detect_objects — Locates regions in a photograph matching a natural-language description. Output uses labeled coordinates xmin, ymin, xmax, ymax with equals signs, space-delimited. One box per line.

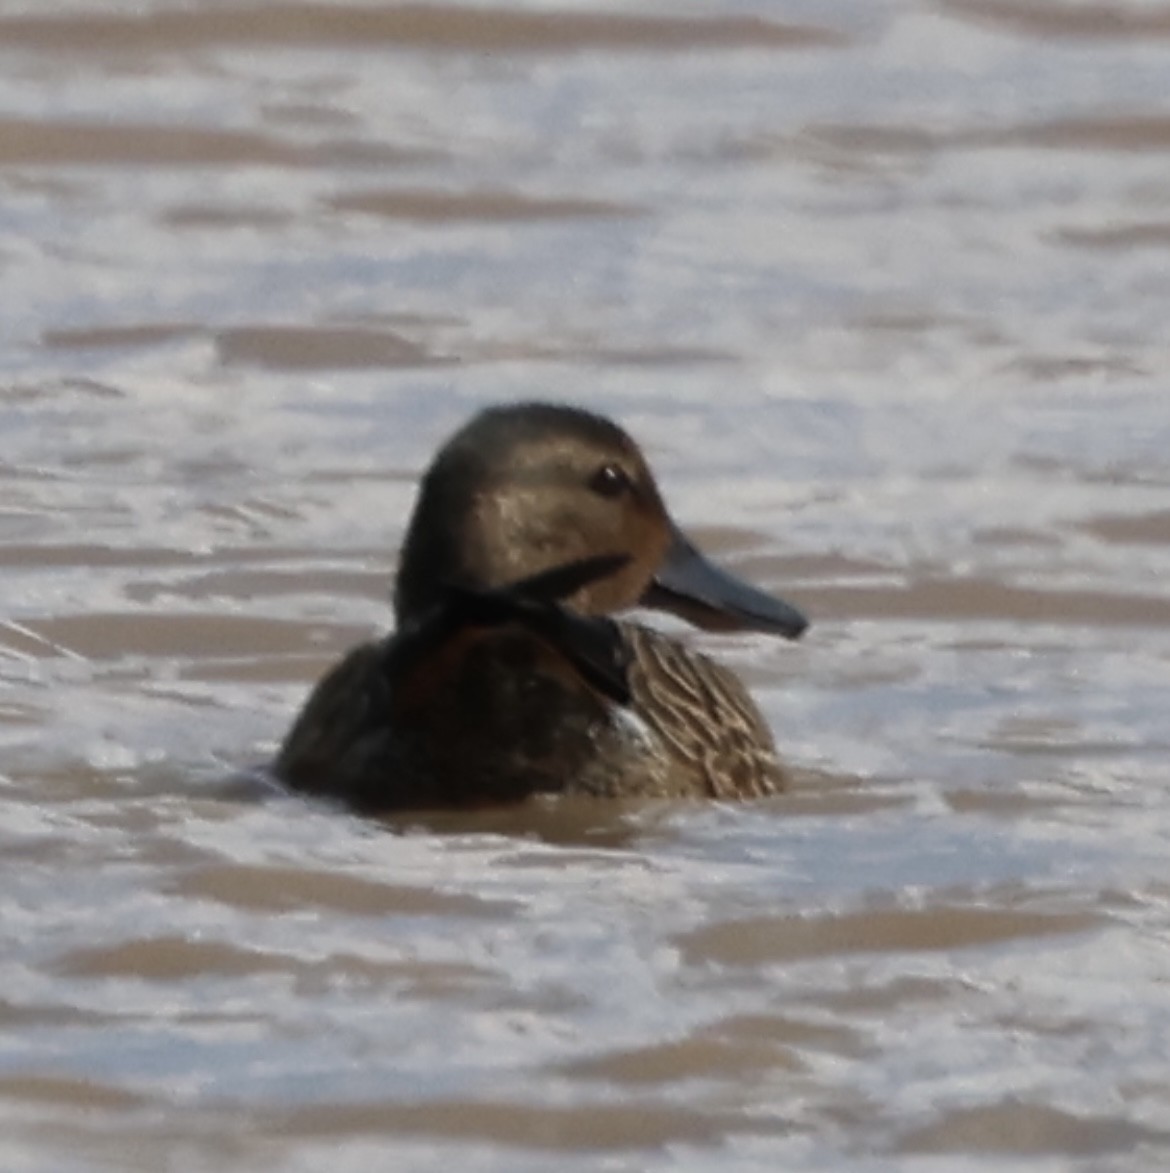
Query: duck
xmin=275 ymin=402 xmax=808 ymax=810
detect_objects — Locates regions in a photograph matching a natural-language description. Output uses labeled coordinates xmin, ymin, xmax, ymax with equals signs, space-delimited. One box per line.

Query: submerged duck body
xmin=276 ymin=403 xmax=808 ymax=810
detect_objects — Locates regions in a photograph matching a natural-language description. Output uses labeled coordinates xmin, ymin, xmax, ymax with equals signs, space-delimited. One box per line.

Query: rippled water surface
xmin=3 ymin=2 xmax=1170 ymax=1169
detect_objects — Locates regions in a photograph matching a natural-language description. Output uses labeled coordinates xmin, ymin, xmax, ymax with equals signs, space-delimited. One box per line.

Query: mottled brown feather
xmin=619 ymin=623 xmax=785 ymax=799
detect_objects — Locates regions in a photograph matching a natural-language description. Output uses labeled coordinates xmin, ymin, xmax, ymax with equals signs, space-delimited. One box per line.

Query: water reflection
xmin=3 ymin=0 xmax=1170 ymax=1168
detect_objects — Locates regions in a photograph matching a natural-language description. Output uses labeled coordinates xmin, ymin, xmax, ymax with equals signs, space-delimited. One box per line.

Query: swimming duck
xmin=276 ymin=403 xmax=808 ymax=809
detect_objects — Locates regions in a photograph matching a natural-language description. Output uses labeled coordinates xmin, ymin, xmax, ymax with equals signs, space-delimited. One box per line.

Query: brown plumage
xmin=275 ymin=402 xmax=807 ymax=810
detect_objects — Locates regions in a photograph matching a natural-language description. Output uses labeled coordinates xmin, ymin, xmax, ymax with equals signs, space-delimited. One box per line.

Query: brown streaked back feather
xmin=619 ymin=622 xmax=785 ymax=799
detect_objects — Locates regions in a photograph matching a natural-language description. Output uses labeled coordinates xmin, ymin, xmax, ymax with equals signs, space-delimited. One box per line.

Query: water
xmin=3 ymin=1 xmax=1170 ymax=1168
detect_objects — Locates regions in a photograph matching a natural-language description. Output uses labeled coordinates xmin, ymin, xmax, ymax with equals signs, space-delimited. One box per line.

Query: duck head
xmin=393 ymin=403 xmax=808 ymax=640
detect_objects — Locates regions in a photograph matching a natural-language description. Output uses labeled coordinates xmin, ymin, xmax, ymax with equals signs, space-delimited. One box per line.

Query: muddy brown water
xmin=3 ymin=2 xmax=1170 ymax=1170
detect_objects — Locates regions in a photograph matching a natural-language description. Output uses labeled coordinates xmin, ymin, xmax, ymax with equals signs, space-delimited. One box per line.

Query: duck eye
xmin=588 ymin=462 xmax=632 ymax=499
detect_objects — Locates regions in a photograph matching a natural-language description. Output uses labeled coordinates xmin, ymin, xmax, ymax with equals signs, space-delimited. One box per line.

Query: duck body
xmin=276 ymin=619 xmax=782 ymax=809
xmin=276 ymin=403 xmax=807 ymax=811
